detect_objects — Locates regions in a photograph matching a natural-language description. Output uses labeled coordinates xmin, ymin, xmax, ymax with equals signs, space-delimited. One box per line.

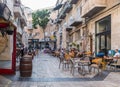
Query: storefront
xmin=28 ymin=39 xmax=39 ymax=50
xmin=95 ymin=15 xmax=111 ymax=55
xmin=0 ymin=3 xmax=16 ymax=74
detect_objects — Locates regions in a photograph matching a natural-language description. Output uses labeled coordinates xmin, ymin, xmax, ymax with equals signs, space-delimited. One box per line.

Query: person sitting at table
xmin=104 ymin=49 xmax=120 ymax=64
xmin=69 ymin=49 xmax=75 ymax=58
xmin=113 ymin=49 xmax=120 ymax=62
xmin=65 ymin=52 xmax=71 ymax=60
xmin=76 ymin=51 xmax=83 ymax=58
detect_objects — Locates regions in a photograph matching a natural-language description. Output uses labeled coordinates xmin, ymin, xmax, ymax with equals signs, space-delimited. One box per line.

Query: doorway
xmin=95 ymin=15 xmax=111 ymax=55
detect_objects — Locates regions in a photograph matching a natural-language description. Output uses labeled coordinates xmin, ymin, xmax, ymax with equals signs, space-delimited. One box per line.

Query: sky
xmin=21 ymin=0 xmax=57 ymax=10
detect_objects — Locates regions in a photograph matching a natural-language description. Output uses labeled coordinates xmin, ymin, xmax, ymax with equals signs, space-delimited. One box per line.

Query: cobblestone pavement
xmin=1 ymin=52 xmax=120 ymax=87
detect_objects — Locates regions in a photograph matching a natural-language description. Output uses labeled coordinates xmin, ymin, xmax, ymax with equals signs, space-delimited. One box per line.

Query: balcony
xmin=58 ymin=1 xmax=72 ymax=19
xmin=20 ymin=14 xmax=27 ymax=26
xmin=14 ymin=0 xmax=21 ymax=6
xmin=64 ymin=22 xmax=73 ymax=31
xmin=13 ymin=6 xmax=22 ymax=17
xmin=54 ymin=19 xmax=62 ymax=24
xmin=27 ymin=24 xmax=33 ymax=30
xmin=63 ymin=3 xmax=72 ymax=14
xmin=70 ymin=16 xmax=82 ymax=27
xmin=66 ymin=26 xmax=73 ymax=31
xmin=59 ymin=14 xmax=66 ymax=19
xmin=69 ymin=0 xmax=79 ymax=4
xmin=82 ymin=0 xmax=106 ymax=17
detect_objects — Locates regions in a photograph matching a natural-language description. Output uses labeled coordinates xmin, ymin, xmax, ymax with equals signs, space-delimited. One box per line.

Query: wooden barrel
xmin=20 ymin=55 xmax=32 ymax=77
xmin=28 ymin=52 xmax=34 ymax=59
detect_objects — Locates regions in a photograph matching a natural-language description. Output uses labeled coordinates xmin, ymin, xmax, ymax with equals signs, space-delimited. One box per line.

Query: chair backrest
xmin=84 ymin=57 xmax=90 ymax=62
xmin=59 ymin=55 xmax=64 ymax=62
xmin=65 ymin=53 xmax=71 ymax=60
xmin=116 ymin=58 xmax=120 ymax=65
xmin=97 ymin=59 xmax=102 ymax=66
xmin=92 ymin=58 xmax=102 ymax=66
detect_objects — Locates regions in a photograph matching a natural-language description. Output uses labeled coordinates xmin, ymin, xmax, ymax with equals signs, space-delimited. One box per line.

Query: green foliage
xmin=72 ymin=42 xmax=76 ymax=46
xmin=32 ymin=9 xmax=50 ymax=29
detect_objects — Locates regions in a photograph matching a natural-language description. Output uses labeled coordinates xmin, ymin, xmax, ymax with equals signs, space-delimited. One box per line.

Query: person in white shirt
xmin=104 ymin=49 xmax=120 ymax=65
xmin=113 ymin=49 xmax=120 ymax=57
xmin=113 ymin=49 xmax=120 ymax=62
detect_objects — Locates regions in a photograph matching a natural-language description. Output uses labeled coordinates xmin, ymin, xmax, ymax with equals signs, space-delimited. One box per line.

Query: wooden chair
xmin=110 ymin=58 xmax=120 ymax=71
xmin=89 ymin=58 xmax=103 ymax=74
xmin=70 ymin=57 xmax=90 ymax=76
xmin=70 ymin=58 xmax=81 ymax=76
xmin=58 ymin=53 xmax=71 ymax=70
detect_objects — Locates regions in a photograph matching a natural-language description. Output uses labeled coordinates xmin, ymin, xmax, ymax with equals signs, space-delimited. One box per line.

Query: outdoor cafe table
xmin=70 ymin=58 xmax=90 ymax=76
xmin=104 ymin=57 xmax=113 ymax=62
xmin=104 ymin=57 xmax=113 ymax=70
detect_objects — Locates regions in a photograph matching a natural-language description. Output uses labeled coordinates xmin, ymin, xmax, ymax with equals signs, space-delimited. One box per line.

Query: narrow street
xmin=0 ymin=0 xmax=120 ymax=87
xmin=0 ymin=52 xmax=120 ymax=87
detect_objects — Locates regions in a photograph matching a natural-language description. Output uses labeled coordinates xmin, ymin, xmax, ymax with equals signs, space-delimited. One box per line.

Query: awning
xmin=0 ymin=18 xmax=9 ymax=28
xmin=53 ymin=4 xmax=62 ymax=11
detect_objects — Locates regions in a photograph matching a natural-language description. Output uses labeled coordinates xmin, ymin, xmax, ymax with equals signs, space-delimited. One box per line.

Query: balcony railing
xmin=27 ymin=24 xmax=33 ymax=30
xmin=66 ymin=26 xmax=73 ymax=31
xmin=58 ymin=1 xmax=72 ymax=19
xmin=20 ymin=14 xmax=27 ymax=26
xmin=82 ymin=0 xmax=106 ymax=17
xmin=59 ymin=13 xmax=66 ymax=19
xmin=14 ymin=0 xmax=21 ymax=6
xmin=13 ymin=6 xmax=22 ymax=17
xmin=69 ymin=0 xmax=79 ymax=4
xmin=70 ymin=16 xmax=82 ymax=26
xmin=63 ymin=2 xmax=72 ymax=14
xmin=63 ymin=22 xmax=72 ymax=31
xmin=54 ymin=19 xmax=62 ymax=24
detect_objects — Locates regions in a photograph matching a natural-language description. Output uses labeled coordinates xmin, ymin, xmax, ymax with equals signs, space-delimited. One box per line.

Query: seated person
xmin=64 ymin=52 xmax=71 ymax=60
xmin=76 ymin=51 xmax=83 ymax=57
xmin=113 ymin=49 xmax=120 ymax=62
xmin=104 ymin=49 xmax=120 ymax=64
xmin=69 ymin=49 xmax=75 ymax=58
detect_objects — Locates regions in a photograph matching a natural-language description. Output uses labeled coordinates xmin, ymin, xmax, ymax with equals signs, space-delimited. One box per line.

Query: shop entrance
xmin=95 ymin=15 xmax=111 ymax=55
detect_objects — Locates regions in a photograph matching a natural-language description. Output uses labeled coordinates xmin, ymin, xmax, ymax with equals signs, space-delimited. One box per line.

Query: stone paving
xmin=0 ymin=52 xmax=120 ymax=87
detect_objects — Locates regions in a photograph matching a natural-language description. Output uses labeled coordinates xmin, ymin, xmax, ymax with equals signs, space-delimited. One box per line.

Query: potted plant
xmin=6 ymin=25 xmax=14 ymax=35
xmin=6 ymin=29 xmax=13 ymax=35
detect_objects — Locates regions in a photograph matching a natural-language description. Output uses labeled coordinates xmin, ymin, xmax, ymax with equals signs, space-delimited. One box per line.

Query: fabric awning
xmin=0 ymin=18 xmax=16 ymax=29
xmin=0 ymin=18 xmax=9 ymax=28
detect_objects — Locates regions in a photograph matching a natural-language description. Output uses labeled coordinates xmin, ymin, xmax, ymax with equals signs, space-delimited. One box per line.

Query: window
xmin=95 ymin=15 xmax=111 ymax=55
xmin=75 ymin=30 xmax=80 ymax=40
xmin=69 ymin=35 xmax=73 ymax=42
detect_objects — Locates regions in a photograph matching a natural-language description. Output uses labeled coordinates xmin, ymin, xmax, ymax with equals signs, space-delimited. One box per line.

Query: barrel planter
xmin=20 ymin=55 xmax=32 ymax=77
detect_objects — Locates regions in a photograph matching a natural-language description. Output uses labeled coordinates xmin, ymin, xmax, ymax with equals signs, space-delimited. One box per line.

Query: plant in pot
xmin=6 ymin=26 xmax=14 ymax=35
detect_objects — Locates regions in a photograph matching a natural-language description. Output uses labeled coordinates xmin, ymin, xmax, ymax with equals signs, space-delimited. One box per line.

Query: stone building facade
xmin=0 ymin=0 xmax=27 ymax=74
xmin=54 ymin=0 xmax=120 ymax=55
